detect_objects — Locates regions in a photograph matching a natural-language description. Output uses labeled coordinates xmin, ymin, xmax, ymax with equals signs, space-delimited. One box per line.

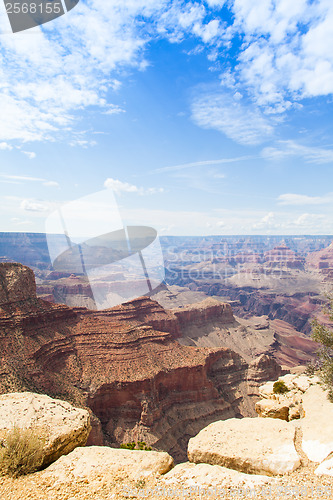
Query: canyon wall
xmin=0 ymin=263 xmax=280 ymax=461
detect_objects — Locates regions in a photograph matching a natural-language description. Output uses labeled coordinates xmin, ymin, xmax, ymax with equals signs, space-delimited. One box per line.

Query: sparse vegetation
xmin=273 ymin=380 xmax=289 ymax=394
xmin=311 ymin=296 xmax=333 ymax=401
xmin=0 ymin=426 xmax=45 ymax=477
xmin=120 ymin=441 xmax=152 ymax=451
xmin=135 ymin=479 xmax=146 ymax=489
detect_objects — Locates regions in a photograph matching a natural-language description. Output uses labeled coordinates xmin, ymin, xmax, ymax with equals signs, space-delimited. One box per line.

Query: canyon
xmin=1 ymin=234 xmax=332 ymax=462
xmin=0 ymin=262 xmax=283 ymax=462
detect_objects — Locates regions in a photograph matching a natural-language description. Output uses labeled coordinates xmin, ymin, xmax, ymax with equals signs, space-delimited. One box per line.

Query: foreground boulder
xmin=256 ymin=374 xmax=320 ymax=421
xmin=0 ymin=392 xmax=91 ymax=467
xmin=188 ymin=418 xmax=300 ymax=476
xmin=255 ymin=399 xmax=290 ymax=421
xmin=299 ymin=385 xmax=333 ymax=463
xmin=315 ymin=457 xmax=333 ymax=477
xmin=255 ymin=373 xmax=333 ymax=465
xmin=41 ymin=446 xmax=174 ymax=482
xmin=161 ymin=462 xmax=273 ymax=490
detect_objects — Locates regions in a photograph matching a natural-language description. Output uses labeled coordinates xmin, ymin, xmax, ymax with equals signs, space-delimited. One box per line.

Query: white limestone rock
xmin=161 ymin=462 xmax=274 ymax=490
xmin=0 ymin=392 xmax=91 ymax=467
xmin=41 ymin=446 xmax=174 ymax=483
xmin=299 ymin=385 xmax=333 ymax=463
xmin=188 ymin=418 xmax=300 ymax=476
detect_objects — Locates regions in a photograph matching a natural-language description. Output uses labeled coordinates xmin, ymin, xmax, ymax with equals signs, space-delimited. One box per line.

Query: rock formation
xmin=256 ymin=373 xmax=333 ymax=475
xmin=0 ymin=392 xmax=90 ymax=467
xmin=1 ymin=372 xmax=333 ymax=498
xmin=306 ymin=241 xmax=333 ymax=280
xmin=41 ymin=446 xmax=174 ymax=482
xmin=0 ymin=262 xmax=276 ymax=462
xmin=263 ymin=242 xmax=305 ymax=269
xmin=187 ymin=417 xmax=300 ymax=475
xmin=154 ymin=286 xmax=318 ymax=367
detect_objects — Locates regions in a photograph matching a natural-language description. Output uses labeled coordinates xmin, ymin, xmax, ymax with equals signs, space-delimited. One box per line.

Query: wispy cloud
xmin=153 ymin=155 xmax=253 ymax=173
xmin=191 ymin=91 xmax=274 ymax=145
xmin=43 ymin=181 xmax=60 ymax=188
xmin=0 ymin=173 xmax=45 ymax=182
xmin=262 ymin=140 xmax=333 ymax=164
xmin=0 ymin=173 xmax=58 ymax=185
xmin=277 ymin=193 xmax=333 ymax=206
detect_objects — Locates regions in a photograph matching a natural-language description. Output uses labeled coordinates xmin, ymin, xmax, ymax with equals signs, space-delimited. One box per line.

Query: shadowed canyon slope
xmin=0 ymin=263 xmax=283 ymax=461
xmin=151 ymin=286 xmax=319 ymax=367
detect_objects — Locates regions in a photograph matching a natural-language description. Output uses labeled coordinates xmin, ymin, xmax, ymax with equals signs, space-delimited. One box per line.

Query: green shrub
xmin=273 ymin=380 xmax=289 ymax=394
xmin=311 ymin=297 xmax=333 ymax=401
xmin=0 ymin=426 xmax=45 ymax=477
xmin=120 ymin=442 xmax=136 ymax=450
xmin=120 ymin=441 xmax=152 ymax=451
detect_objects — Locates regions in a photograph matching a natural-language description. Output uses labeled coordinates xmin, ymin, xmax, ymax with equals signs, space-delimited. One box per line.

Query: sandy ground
xmin=1 ymin=461 xmax=333 ymax=500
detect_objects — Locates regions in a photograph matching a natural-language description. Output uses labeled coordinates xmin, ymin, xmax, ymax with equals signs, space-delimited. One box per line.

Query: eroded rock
xmin=161 ymin=462 xmax=273 ymax=490
xmin=255 ymin=399 xmax=289 ymax=421
xmin=0 ymin=392 xmax=91 ymax=467
xmin=41 ymin=446 xmax=174 ymax=482
xmin=299 ymin=385 xmax=333 ymax=463
xmin=188 ymin=418 xmax=300 ymax=476
xmin=315 ymin=456 xmax=333 ymax=476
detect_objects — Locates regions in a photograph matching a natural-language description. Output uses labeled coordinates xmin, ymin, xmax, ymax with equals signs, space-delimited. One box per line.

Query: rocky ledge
xmin=1 ymin=375 xmax=333 ymax=500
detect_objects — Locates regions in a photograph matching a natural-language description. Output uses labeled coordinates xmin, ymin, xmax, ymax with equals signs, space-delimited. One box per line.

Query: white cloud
xmin=252 ymin=211 xmax=281 ymax=230
xmin=104 ymin=104 xmax=126 ymax=115
xmin=293 ymin=213 xmax=325 ymax=227
xmin=262 ymin=140 xmax=333 ymax=164
xmin=22 ymin=151 xmax=36 ymax=160
xmin=0 ymin=142 xmax=12 ymax=150
xmin=104 ymin=178 xmax=139 ymax=193
xmin=69 ymin=139 xmax=97 ymax=148
xmin=0 ymin=1 xmax=229 ymax=146
xmin=230 ymin=0 xmax=333 ymax=111
xmin=277 ymin=193 xmax=333 ymax=206
xmin=20 ymin=199 xmax=50 ymax=212
xmin=191 ymin=91 xmax=274 ymax=145
xmin=205 ymin=0 xmax=226 ymax=7
xmin=1 ymin=0 xmax=333 ymax=151
xmin=104 ymin=177 xmax=164 ymax=195
xmin=193 ymin=19 xmax=221 ymax=43
xmin=43 ymin=181 xmax=60 ymax=188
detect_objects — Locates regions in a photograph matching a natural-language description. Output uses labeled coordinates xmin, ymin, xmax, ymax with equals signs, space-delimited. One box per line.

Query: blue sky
xmin=0 ymin=0 xmax=333 ymax=235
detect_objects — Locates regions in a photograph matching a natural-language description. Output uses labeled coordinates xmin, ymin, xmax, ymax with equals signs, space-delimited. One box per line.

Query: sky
xmin=0 ymin=0 xmax=333 ymax=236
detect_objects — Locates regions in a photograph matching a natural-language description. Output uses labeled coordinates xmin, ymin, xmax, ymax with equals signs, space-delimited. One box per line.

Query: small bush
xmin=120 ymin=441 xmax=152 ymax=451
xmin=273 ymin=380 xmax=289 ymax=394
xmin=0 ymin=426 xmax=45 ymax=477
xmin=311 ymin=298 xmax=333 ymax=401
xmin=120 ymin=442 xmax=136 ymax=450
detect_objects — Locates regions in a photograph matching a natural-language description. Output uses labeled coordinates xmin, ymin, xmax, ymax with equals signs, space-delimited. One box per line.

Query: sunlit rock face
xmin=0 ymin=263 xmax=281 ymax=462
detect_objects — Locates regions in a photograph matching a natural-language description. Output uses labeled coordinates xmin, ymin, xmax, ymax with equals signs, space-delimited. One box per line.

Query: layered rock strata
xmin=0 ymin=263 xmax=274 ymax=462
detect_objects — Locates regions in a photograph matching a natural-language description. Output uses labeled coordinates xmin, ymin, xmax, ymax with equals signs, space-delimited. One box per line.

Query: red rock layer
xmin=171 ymin=298 xmax=234 ymax=329
xmin=269 ymin=319 xmax=319 ymax=366
xmin=0 ymin=263 xmax=276 ymax=461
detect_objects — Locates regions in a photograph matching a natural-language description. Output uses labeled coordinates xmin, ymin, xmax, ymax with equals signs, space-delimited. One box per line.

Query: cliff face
xmin=0 ymin=263 xmax=279 ymax=462
xmin=172 ymin=298 xmax=234 ymax=328
xmin=306 ymin=241 xmax=333 ymax=279
xmin=263 ymin=243 xmax=305 ymax=269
